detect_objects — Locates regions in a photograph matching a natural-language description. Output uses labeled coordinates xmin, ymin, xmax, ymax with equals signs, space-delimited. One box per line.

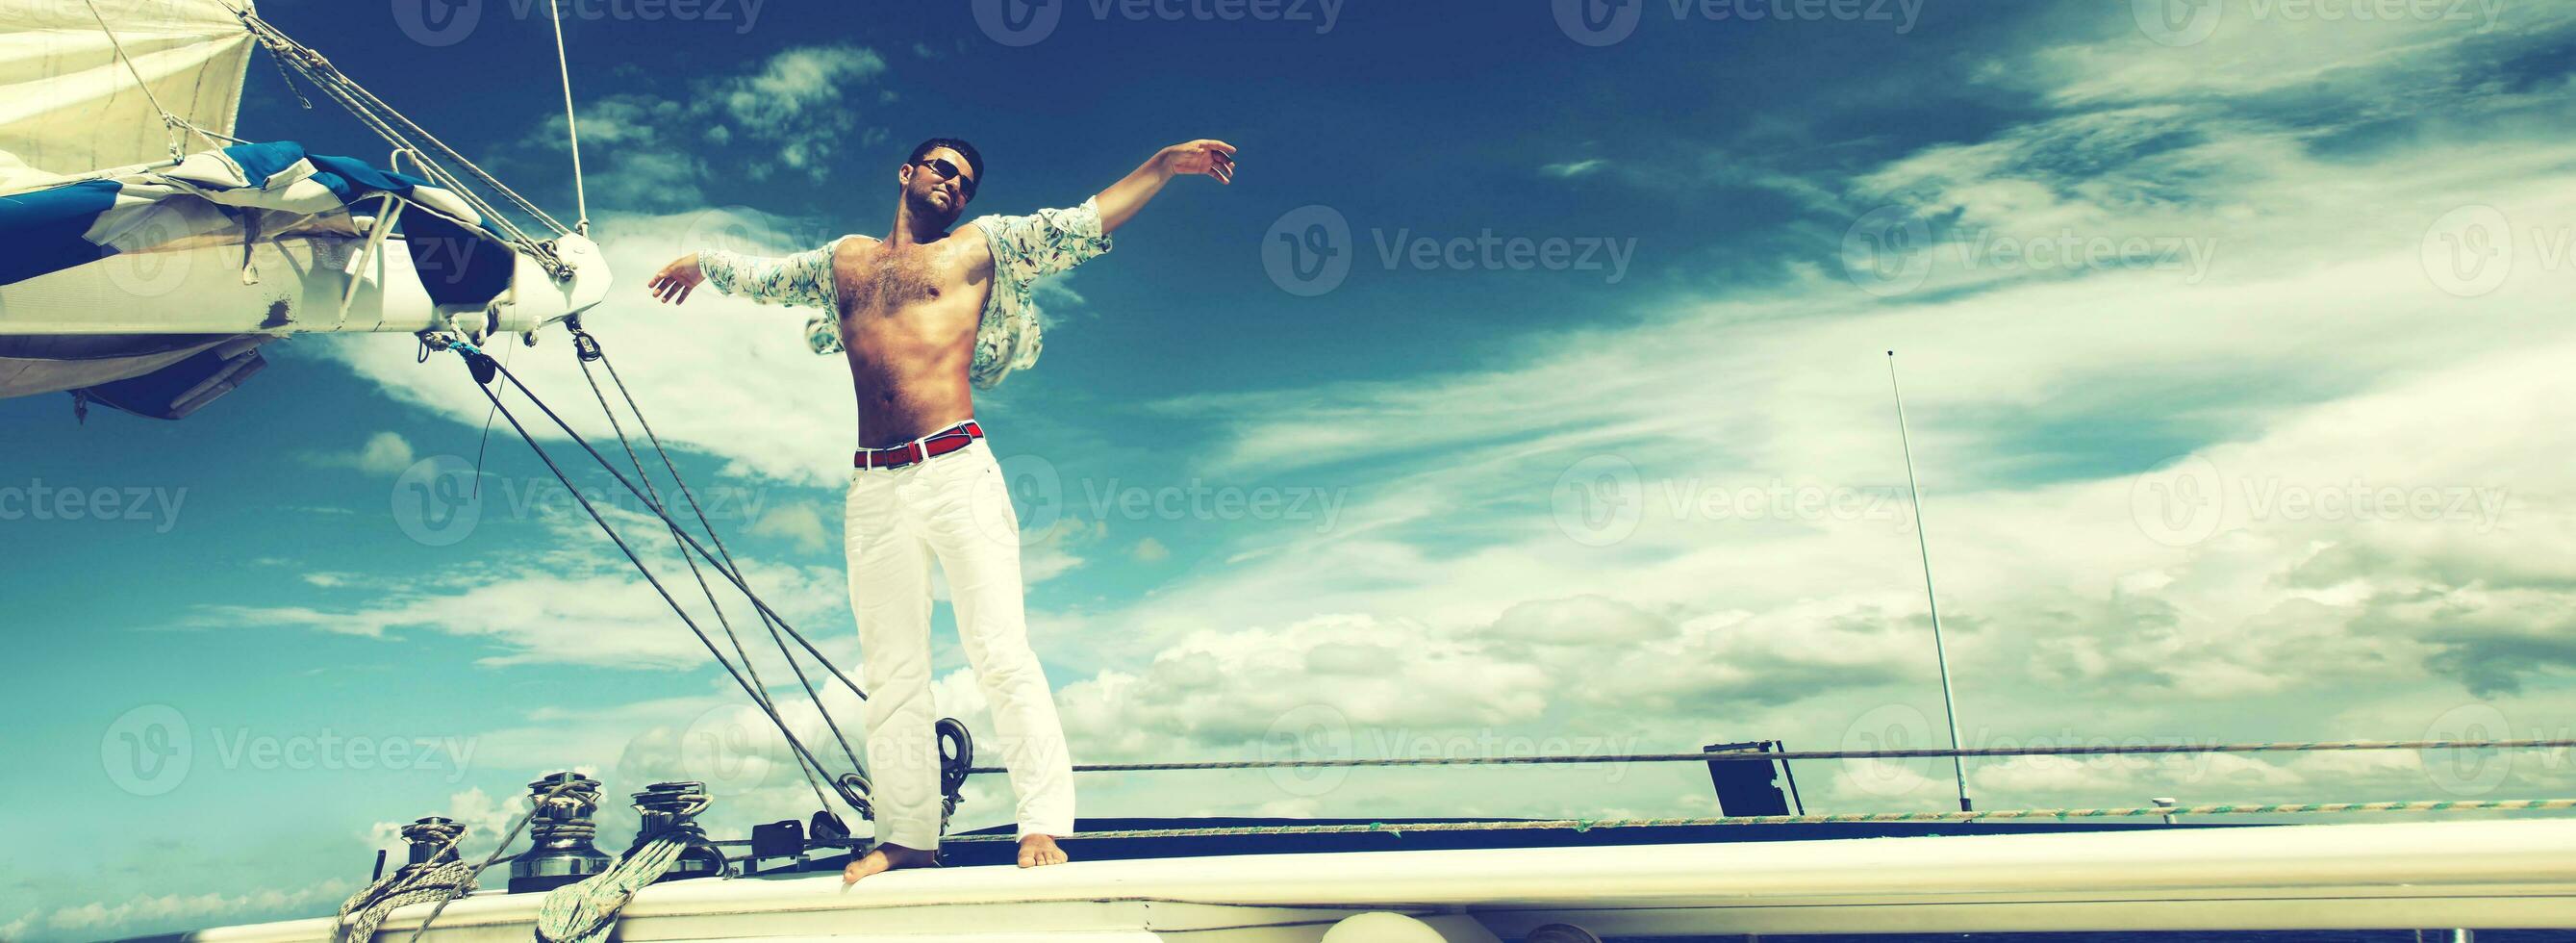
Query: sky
xmin=7 ymin=0 xmax=2576 ymax=938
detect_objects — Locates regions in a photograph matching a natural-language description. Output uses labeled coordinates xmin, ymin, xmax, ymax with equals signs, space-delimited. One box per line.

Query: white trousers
xmin=845 ymin=434 xmax=1074 ymax=849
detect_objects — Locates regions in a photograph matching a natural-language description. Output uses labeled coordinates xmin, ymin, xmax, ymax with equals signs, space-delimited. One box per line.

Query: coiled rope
xmin=533 ymin=785 xmax=709 ymax=943
xmin=332 ymin=822 xmax=472 ymax=943
xmin=318 ymin=777 xmax=592 ymax=943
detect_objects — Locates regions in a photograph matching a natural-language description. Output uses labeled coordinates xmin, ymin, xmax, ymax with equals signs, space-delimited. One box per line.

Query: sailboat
xmin=0 ymin=0 xmax=609 ymax=420
xmin=16 ymin=4 xmax=2574 ymax=941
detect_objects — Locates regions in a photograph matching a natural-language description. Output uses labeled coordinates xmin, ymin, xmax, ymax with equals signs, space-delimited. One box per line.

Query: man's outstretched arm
xmin=646 ymin=240 xmax=842 ymax=309
xmin=1091 ymin=140 xmax=1235 ymax=234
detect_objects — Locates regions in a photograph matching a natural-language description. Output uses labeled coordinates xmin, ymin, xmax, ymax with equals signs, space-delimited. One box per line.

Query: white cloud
xmin=199 ymin=502 xmax=851 ymax=670
xmin=750 ymin=502 xmax=830 ymax=552
xmin=324 ymin=206 xmax=860 ymax=487
xmin=32 ymin=880 xmax=352 ymax=938
xmin=210 ymin=3 xmax=2576 ymax=854
xmin=1132 ymin=536 xmax=1170 ymax=562
xmin=527 ymin=45 xmax=890 ymax=210
xmin=981 ymin=4 xmax=2576 ymax=825
xmin=304 ymin=431 xmax=417 ymax=476
xmin=1541 ymin=158 xmax=1607 ymax=179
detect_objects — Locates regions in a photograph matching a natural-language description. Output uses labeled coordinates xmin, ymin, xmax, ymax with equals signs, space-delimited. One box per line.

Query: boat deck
xmin=150 ymin=818 xmax=2576 ymax=941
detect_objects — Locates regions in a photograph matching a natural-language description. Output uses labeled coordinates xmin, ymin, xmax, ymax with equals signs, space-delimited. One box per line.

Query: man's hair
xmin=909 ymin=137 xmax=984 ymax=186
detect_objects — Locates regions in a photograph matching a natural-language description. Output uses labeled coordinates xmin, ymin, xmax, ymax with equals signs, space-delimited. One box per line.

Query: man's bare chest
xmin=835 ymin=241 xmax=976 ymax=319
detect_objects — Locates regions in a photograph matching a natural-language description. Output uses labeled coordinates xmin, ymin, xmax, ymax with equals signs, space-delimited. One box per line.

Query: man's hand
xmin=648 ymin=254 xmax=705 ymax=305
xmin=1097 ymin=140 xmax=1239 ymax=233
xmin=1157 ymin=140 xmax=1236 ymax=185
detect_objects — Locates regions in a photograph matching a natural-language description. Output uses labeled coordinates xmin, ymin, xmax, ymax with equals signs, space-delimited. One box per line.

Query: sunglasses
xmin=915 ymin=157 xmax=976 ymax=199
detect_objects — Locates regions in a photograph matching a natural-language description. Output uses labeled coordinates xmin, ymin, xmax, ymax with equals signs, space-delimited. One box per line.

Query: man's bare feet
xmin=1018 ymin=833 xmax=1069 ymax=868
xmin=842 ymin=843 xmax=940 ymax=885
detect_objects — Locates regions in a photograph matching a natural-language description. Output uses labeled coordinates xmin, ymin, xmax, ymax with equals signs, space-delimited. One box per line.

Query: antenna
xmin=1888 ymin=350 xmax=1972 ymax=812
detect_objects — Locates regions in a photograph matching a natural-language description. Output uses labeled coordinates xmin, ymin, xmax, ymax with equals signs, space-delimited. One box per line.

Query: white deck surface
xmin=171 ymin=818 xmax=2576 ymax=941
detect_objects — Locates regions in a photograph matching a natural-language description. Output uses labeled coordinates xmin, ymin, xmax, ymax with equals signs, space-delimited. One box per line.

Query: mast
xmin=1888 ymin=350 xmax=1971 ymax=812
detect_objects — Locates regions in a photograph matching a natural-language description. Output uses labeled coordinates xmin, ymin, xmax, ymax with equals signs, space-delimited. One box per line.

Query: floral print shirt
xmin=697 ymin=197 xmax=1112 ymax=390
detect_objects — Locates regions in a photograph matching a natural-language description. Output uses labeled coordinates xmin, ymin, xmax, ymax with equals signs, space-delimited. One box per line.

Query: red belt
xmin=854 ymin=421 xmax=983 ymax=470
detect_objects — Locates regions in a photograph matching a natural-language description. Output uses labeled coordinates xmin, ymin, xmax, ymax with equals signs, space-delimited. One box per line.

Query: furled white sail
xmin=0 ymin=0 xmax=257 ymax=190
xmin=0 ymin=0 xmax=612 ymax=420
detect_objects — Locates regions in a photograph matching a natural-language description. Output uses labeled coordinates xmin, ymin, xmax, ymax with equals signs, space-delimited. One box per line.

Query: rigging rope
xmin=962 ymin=737 xmax=2576 ymax=777
xmin=559 ymin=335 xmax=852 ymax=812
xmin=449 ymin=343 xmax=850 ymax=818
xmin=545 ymin=0 xmax=590 ymax=233
xmin=446 ymin=340 xmax=863 ymax=689
xmin=570 ymin=327 xmax=871 ymax=779
xmin=83 ymin=0 xmax=238 ymax=159
xmin=926 ymin=797 xmax=2576 ymax=843
xmin=224 ymin=5 xmax=578 ymax=274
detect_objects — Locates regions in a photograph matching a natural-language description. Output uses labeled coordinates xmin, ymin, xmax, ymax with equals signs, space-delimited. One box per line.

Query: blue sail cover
xmin=0 ymin=140 xmax=515 ymax=303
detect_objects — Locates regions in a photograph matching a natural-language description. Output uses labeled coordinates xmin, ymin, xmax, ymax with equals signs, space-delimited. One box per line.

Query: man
xmin=645 ymin=137 xmax=1236 ymax=881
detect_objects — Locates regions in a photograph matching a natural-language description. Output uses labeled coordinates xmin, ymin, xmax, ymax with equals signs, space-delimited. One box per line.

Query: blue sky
xmin=10 ymin=0 xmax=2576 ymax=938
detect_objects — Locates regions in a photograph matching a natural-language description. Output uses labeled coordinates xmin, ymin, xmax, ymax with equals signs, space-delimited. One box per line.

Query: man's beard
xmin=907 ymin=188 xmax=963 ymax=227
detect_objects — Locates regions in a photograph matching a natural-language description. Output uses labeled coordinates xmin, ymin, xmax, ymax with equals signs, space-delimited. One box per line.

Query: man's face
xmin=902 ymin=147 xmax=977 ymax=224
